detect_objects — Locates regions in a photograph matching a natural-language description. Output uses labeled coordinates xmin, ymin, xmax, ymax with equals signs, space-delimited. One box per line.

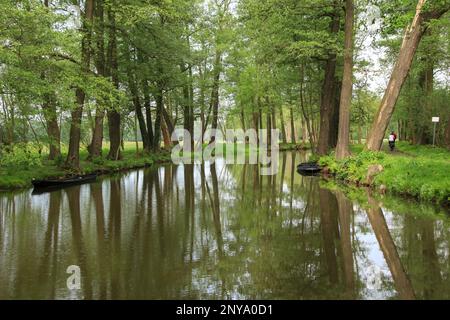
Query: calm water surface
xmin=0 ymin=152 xmax=449 ymax=300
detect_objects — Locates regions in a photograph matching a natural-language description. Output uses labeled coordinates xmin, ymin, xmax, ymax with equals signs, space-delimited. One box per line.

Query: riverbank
xmin=318 ymin=142 xmax=450 ymax=206
xmin=0 ymin=141 xmax=306 ymax=191
xmin=0 ymin=143 xmax=173 ymax=191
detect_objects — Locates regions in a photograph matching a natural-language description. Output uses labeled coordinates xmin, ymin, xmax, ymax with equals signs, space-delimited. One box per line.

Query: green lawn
xmin=319 ymin=141 xmax=450 ymax=204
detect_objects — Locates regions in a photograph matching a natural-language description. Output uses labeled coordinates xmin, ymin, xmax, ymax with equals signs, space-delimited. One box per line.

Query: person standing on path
xmin=388 ymin=131 xmax=397 ymax=151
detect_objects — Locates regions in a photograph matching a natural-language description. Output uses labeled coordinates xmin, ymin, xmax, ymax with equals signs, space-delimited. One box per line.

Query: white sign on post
xmin=432 ymin=117 xmax=440 ymax=123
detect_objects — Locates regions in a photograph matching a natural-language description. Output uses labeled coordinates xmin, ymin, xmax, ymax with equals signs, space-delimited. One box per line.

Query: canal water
xmin=0 ymin=152 xmax=449 ymax=300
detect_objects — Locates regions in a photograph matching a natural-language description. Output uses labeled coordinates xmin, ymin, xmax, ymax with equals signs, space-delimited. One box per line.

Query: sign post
xmin=432 ymin=117 xmax=440 ymax=146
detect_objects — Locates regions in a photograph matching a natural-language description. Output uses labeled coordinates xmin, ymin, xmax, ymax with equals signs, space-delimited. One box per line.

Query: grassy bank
xmin=0 ymin=142 xmax=172 ymax=190
xmin=319 ymin=142 xmax=450 ymax=205
xmin=0 ymin=141 xmax=307 ymax=191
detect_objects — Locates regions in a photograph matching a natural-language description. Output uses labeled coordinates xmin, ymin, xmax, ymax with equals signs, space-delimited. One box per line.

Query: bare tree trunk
xmin=279 ymin=106 xmax=287 ymax=144
xmin=43 ymin=95 xmax=61 ymax=160
xmin=366 ymin=0 xmax=449 ymax=151
xmin=299 ymin=65 xmax=315 ymax=151
xmin=267 ymin=103 xmax=272 ymax=146
xmin=445 ymin=113 xmax=450 ymax=149
xmin=161 ymin=117 xmax=171 ymax=149
xmin=199 ymin=65 xmax=206 ymax=144
xmin=336 ymin=0 xmax=354 ymax=160
xmin=252 ymin=104 xmax=259 ymax=145
xmin=153 ymin=87 xmax=163 ymax=151
xmin=106 ymin=3 xmax=122 ymax=160
xmin=182 ymin=62 xmax=194 ymax=149
xmin=209 ymin=50 xmax=221 ymax=144
xmin=317 ymin=1 xmax=340 ymax=155
xmin=142 ymin=79 xmax=154 ymax=148
xmin=417 ymin=62 xmax=434 ymax=144
xmin=88 ymin=0 xmax=106 ymax=160
xmin=329 ymin=79 xmax=342 ymax=148
xmin=162 ymin=107 xmax=175 ymax=139
xmin=289 ymin=105 xmax=296 ymax=144
xmin=66 ymin=0 xmax=94 ymax=168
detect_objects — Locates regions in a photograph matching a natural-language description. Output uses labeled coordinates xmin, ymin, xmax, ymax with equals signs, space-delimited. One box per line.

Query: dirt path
xmin=380 ymin=142 xmax=414 ymax=157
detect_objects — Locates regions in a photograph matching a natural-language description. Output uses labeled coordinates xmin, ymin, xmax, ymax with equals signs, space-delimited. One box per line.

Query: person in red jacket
xmin=388 ymin=131 xmax=397 ymax=151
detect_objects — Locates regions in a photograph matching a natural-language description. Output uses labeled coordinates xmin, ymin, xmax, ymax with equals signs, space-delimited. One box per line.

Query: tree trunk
xmin=279 ymin=107 xmax=287 ymax=144
xmin=417 ymin=62 xmax=434 ymax=144
xmin=43 ymin=94 xmax=61 ymax=160
xmin=161 ymin=117 xmax=171 ymax=149
xmin=289 ymin=105 xmax=296 ymax=144
xmin=66 ymin=0 xmax=94 ymax=169
xmin=162 ymin=107 xmax=175 ymax=139
xmin=42 ymin=0 xmax=61 ymax=160
xmin=366 ymin=0 xmax=449 ymax=151
xmin=183 ymin=64 xmax=194 ymax=150
xmin=89 ymin=110 xmax=105 ymax=159
xmin=336 ymin=0 xmax=354 ymax=160
xmin=317 ymin=1 xmax=340 ymax=155
xmin=153 ymin=87 xmax=163 ymax=151
xmin=329 ymin=79 xmax=342 ymax=148
xmin=106 ymin=3 xmax=121 ymax=160
xmin=444 ymin=113 xmax=450 ymax=149
xmin=142 ymin=80 xmax=154 ymax=148
xmin=209 ymin=50 xmax=221 ymax=144
xmin=299 ymin=65 xmax=315 ymax=151
xmin=252 ymin=104 xmax=259 ymax=145
xmin=267 ymin=105 xmax=272 ymax=146
xmin=88 ymin=0 xmax=106 ymax=160
xmin=126 ymin=46 xmax=150 ymax=152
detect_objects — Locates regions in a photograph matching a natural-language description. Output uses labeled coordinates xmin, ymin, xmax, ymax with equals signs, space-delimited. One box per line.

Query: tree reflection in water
xmin=0 ymin=152 xmax=449 ymax=299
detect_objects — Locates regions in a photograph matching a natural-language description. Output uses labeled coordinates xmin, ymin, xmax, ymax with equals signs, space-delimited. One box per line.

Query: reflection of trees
xmin=335 ymin=190 xmax=355 ymax=297
xmin=91 ymin=183 xmax=107 ymax=299
xmin=1 ymin=152 xmax=450 ymax=299
xmin=38 ymin=190 xmax=61 ymax=299
xmin=366 ymin=195 xmax=415 ymax=300
xmin=66 ymin=186 xmax=92 ymax=299
xmin=319 ymin=189 xmax=339 ymax=285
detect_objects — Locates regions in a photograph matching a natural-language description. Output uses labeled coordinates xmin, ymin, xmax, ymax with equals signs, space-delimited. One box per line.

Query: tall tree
xmin=336 ymin=0 xmax=355 ymax=160
xmin=366 ymin=0 xmax=450 ymax=151
xmin=42 ymin=0 xmax=61 ymax=160
xmin=88 ymin=0 xmax=107 ymax=160
xmin=106 ymin=2 xmax=122 ymax=160
xmin=317 ymin=1 xmax=341 ymax=156
xmin=66 ymin=0 xmax=94 ymax=168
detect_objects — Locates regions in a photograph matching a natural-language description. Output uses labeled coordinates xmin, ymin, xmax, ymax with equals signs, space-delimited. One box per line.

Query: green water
xmin=0 ymin=152 xmax=449 ymax=300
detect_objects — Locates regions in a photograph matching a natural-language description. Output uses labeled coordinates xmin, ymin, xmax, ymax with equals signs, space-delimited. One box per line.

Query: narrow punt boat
xmin=32 ymin=173 xmax=98 ymax=191
xmin=297 ymin=163 xmax=322 ymax=176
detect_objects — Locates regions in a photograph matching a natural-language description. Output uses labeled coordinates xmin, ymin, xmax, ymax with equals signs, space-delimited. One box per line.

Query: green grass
xmin=0 ymin=142 xmax=171 ymax=190
xmin=319 ymin=141 xmax=450 ymax=205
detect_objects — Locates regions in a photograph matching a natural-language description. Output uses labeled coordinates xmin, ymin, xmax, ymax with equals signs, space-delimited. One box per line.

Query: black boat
xmin=297 ymin=162 xmax=322 ymax=176
xmin=32 ymin=173 xmax=98 ymax=191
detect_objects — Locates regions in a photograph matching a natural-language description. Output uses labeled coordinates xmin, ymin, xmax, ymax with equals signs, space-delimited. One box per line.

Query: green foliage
xmin=319 ymin=142 xmax=450 ymax=204
xmin=0 ymin=143 xmax=43 ymax=169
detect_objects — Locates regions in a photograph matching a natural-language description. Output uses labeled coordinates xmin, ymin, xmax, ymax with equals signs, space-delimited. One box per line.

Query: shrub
xmin=0 ymin=143 xmax=43 ymax=169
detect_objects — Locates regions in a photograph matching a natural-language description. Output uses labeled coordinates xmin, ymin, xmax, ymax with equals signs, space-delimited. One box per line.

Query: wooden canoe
xmin=297 ymin=163 xmax=322 ymax=176
xmin=32 ymin=173 xmax=98 ymax=190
